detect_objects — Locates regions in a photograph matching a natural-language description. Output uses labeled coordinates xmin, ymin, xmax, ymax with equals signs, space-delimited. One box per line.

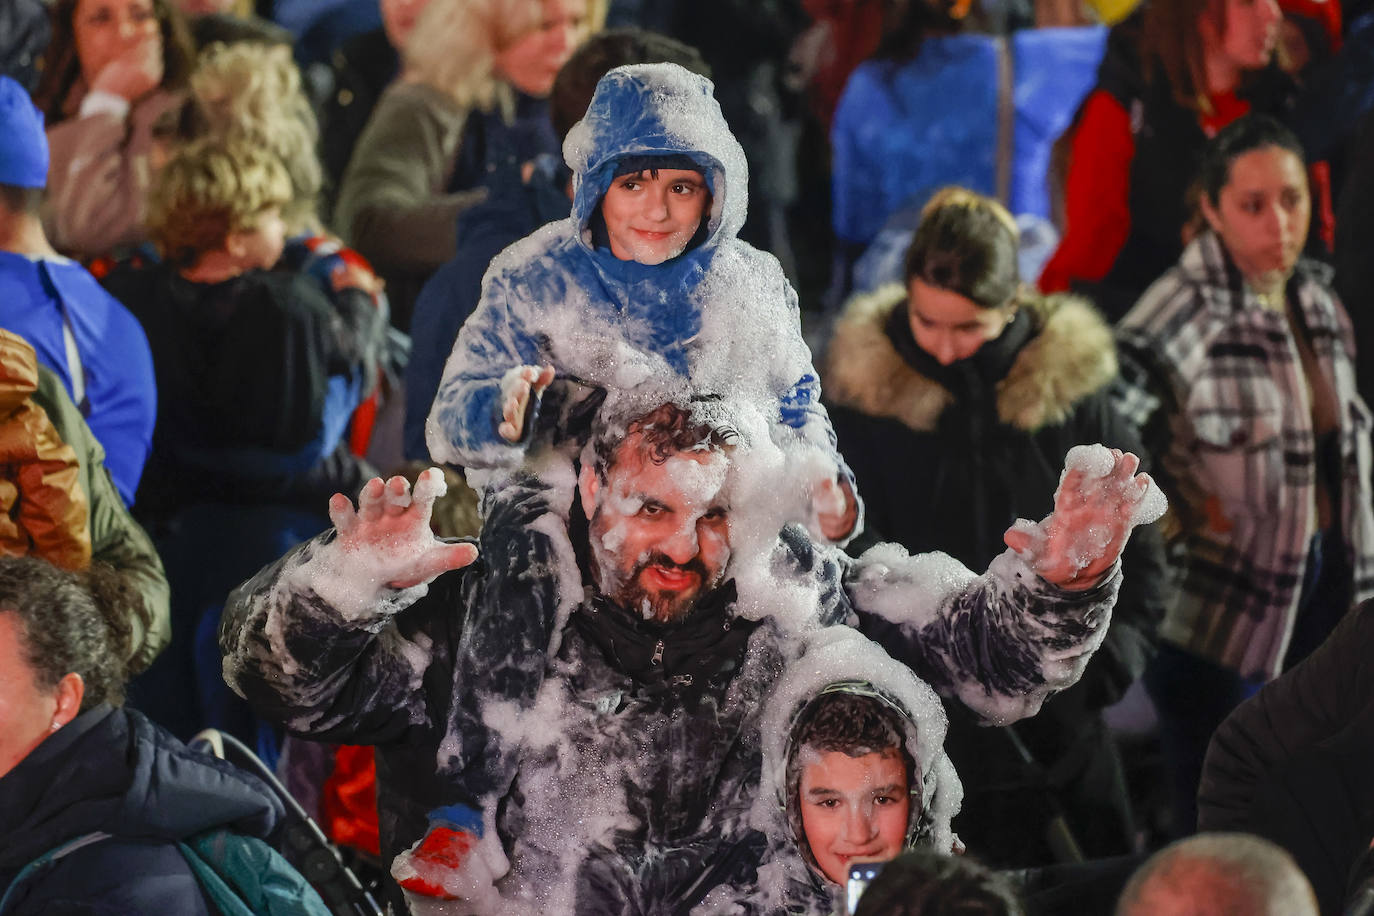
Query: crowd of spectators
xmin=2 ymin=0 xmax=1374 ymax=912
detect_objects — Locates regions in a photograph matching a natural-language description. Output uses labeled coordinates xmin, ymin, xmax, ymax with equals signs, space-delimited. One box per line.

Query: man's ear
xmin=51 ymin=672 xmax=83 ymax=729
xmin=578 ymin=463 xmax=599 ymax=516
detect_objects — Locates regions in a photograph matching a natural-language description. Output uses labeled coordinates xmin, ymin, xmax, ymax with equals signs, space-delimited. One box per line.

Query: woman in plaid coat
xmin=1115 ymin=114 xmax=1374 ymax=835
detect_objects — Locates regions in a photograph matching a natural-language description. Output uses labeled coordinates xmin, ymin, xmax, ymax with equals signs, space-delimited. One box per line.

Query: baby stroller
xmin=191 ymin=729 xmax=384 ymax=916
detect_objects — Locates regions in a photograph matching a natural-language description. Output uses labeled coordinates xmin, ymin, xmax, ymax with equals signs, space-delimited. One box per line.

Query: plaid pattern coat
xmin=1115 ymin=232 xmax=1374 ymax=680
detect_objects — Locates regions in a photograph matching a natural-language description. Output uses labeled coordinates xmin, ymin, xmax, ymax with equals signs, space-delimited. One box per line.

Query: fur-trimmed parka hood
xmin=822 ymin=283 xmax=1118 ymax=433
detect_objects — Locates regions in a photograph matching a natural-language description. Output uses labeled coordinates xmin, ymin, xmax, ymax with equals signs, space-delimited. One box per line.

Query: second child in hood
xmin=692 ymin=626 xmax=963 ymax=915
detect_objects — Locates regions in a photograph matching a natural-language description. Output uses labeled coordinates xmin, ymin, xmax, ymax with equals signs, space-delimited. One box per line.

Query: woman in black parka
xmin=0 ymin=557 xmax=320 ymax=915
xmin=823 ymin=186 xmax=1169 ymax=867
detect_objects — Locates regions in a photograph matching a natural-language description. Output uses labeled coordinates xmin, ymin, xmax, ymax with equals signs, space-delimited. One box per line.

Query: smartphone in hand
xmin=846 ymin=860 xmax=886 ymax=914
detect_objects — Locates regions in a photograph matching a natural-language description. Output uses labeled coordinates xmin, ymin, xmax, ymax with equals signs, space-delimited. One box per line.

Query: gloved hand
xmin=391 ymin=804 xmax=484 ymax=900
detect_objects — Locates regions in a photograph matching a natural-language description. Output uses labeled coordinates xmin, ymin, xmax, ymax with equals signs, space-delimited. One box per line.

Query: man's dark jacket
xmin=1199 ymin=599 xmax=1374 ymax=914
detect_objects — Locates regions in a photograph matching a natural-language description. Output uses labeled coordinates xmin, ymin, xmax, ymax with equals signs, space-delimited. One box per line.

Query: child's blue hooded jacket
xmin=426 ymin=63 xmax=850 ymax=497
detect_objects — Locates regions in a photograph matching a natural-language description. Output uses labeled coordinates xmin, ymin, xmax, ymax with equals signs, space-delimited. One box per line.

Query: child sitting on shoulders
xmin=427 ymin=62 xmax=859 ymax=545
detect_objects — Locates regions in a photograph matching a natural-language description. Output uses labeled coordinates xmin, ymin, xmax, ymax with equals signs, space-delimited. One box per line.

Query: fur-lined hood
xmin=822 ymin=283 xmax=1118 ymax=433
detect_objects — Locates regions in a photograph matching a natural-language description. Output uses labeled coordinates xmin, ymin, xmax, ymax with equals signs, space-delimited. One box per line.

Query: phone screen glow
xmin=846 ymin=862 xmax=884 ymax=914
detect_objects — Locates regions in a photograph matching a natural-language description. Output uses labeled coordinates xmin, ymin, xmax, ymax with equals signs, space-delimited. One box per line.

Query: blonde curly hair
xmin=189 ymin=41 xmax=322 ymax=232
xmin=147 ymin=137 xmax=292 ymax=267
xmin=404 ymin=0 xmax=608 ymax=109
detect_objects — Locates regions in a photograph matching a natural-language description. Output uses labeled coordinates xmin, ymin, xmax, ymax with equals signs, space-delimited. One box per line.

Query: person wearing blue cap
xmin=0 ymin=76 xmax=158 ymax=508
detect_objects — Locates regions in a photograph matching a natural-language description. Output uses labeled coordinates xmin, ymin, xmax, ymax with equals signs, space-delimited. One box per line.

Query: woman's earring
xmin=1002 ymin=301 xmax=1020 ymax=332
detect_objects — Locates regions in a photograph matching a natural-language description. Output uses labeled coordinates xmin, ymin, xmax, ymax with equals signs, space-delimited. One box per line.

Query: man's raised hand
xmin=1003 ymin=445 xmax=1165 ymax=591
xmin=497 ymin=365 xmax=555 ymax=442
xmin=328 ymin=469 xmax=477 ymax=589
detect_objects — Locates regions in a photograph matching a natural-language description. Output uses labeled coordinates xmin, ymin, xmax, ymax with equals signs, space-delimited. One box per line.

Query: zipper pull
xmin=651 ymin=639 xmax=664 ymax=666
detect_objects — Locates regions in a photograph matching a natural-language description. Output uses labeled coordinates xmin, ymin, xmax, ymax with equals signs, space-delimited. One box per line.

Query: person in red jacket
xmin=1037 ymin=0 xmax=1335 ymax=320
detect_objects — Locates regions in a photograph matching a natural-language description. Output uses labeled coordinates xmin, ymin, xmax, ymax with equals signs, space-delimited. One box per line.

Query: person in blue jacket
xmin=0 ymin=556 xmax=323 ymax=915
xmin=426 ymin=61 xmax=859 ymax=543
xmin=403 ymin=28 xmax=712 ymax=463
xmin=0 ymin=76 xmax=156 ymax=507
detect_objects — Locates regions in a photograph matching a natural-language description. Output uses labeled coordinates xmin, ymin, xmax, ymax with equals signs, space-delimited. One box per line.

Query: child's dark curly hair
xmin=784 ymin=690 xmax=919 ymax=874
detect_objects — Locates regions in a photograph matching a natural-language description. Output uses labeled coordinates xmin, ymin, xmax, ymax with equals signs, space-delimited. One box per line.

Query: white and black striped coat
xmin=1116 ymin=231 xmax=1374 ymax=680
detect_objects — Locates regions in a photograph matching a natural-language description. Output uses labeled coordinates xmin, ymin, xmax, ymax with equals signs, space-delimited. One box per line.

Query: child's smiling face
xmin=599 ymin=168 xmax=709 ymax=265
xmin=799 ymin=747 xmax=911 ymax=885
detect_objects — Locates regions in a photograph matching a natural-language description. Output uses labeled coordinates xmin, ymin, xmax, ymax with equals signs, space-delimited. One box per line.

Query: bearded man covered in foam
xmin=220 ymin=397 xmax=1163 ymax=913
xmin=425 ymin=62 xmax=858 ymax=541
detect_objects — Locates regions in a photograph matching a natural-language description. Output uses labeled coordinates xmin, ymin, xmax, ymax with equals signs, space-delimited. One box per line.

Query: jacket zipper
xmin=651 ymin=639 xmax=664 ymax=666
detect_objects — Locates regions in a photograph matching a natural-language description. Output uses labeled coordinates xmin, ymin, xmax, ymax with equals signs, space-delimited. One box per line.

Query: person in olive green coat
xmin=30 ymin=362 xmax=170 ymax=673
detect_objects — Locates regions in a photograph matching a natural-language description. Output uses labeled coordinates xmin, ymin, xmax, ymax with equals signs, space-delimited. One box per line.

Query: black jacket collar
xmin=883 ymin=302 xmax=1033 ymax=401
xmin=572 ymin=581 xmax=760 ymax=703
xmin=0 ymin=706 xmax=280 ymax=872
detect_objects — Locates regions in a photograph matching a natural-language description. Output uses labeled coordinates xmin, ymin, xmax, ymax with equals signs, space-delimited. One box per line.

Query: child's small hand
xmin=815 ymin=476 xmax=858 ymax=542
xmin=498 ymin=365 xmax=555 ymax=442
